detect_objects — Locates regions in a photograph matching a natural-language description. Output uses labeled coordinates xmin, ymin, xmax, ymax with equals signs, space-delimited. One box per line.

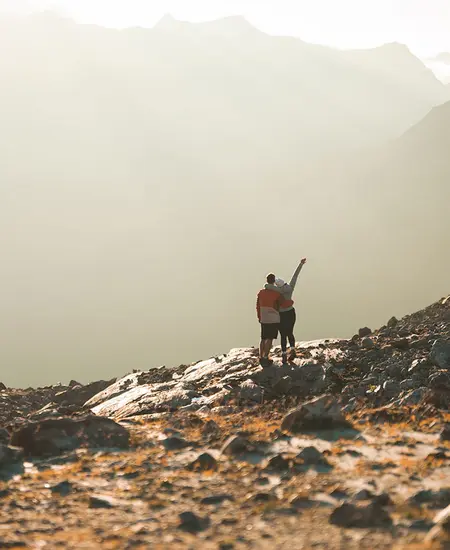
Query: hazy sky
xmin=2 ymin=0 xmax=450 ymax=57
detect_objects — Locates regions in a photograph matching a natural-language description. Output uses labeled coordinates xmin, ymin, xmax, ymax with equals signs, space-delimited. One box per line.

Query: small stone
xmin=387 ymin=317 xmax=398 ymax=328
xmin=188 ymin=453 xmax=218 ymax=472
xmin=248 ymin=492 xmax=278 ymax=503
xmin=290 ymin=495 xmax=317 ymax=509
xmin=50 ymin=481 xmax=73 ymax=496
xmin=221 ymin=435 xmax=254 ymax=456
xmin=440 ymin=424 xmax=450 ymax=442
xmin=202 ymin=420 xmax=221 ymax=439
xmin=264 ymin=454 xmax=293 ymax=472
xmin=178 ymin=511 xmax=210 ymax=533
xmin=297 ymin=446 xmax=330 ymax=466
xmin=359 ymin=327 xmax=372 ymax=338
xmin=162 ymin=436 xmax=190 ymax=451
xmin=392 ymin=338 xmax=409 ymax=350
xmin=89 ymin=495 xmax=118 ymax=509
xmin=361 ymin=338 xmax=375 ymax=350
xmin=200 ymin=494 xmax=233 ymax=505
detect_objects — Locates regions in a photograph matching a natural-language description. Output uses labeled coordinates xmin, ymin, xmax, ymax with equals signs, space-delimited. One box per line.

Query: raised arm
xmin=289 ymin=258 xmax=307 ymax=291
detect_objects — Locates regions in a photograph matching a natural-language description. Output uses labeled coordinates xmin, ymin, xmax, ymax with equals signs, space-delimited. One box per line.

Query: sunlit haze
xmin=0 ymin=0 xmax=449 ymax=387
xmin=2 ymin=0 xmax=450 ymax=57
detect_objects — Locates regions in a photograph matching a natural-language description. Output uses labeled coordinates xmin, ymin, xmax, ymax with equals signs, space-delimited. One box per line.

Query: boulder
xmin=11 ymin=415 xmax=129 ymax=457
xmin=221 ymin=435 xmax=255 ymax=456
xmin=431 ymin=339 xmax=450 ymax=369
xmin=91 ymin=384 xmax=199 ymax=419
xmin=53 ymin=379 xmax=114 ymax=407
xmin=361 ymin=338 xmax=375 ymax=350
xmin=359 ymin=327 xmax=372 ymax=338
xmin=329 ymin=502 xmax=392 ymax=528
xmin=409 ymin=488 xmax=450 ymax=509
xmin=281 ymin=395 xmax=352 ymax=433
xmin=0 ymin=444 xmax=23 ymax=471
xmin=238 ymin=380 xmax=264 ymax=403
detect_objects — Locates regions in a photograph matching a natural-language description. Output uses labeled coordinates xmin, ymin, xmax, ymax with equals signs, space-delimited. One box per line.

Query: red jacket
xmin=256 ymin=287 xmax=282 ymax=324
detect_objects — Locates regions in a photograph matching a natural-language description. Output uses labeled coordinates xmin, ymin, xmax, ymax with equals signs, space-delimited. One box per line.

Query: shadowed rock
xmin=330 ymin=502 xmax=393 ymax=528
xmin=188 ymin=453 xmax=218 ymax=472
xmin=11 ymin=415 xmax=129 ymax=457
xmin=431 ymin=339 xmax=450 ymax=369
xmin=281 ymin=395 xmax=352 ymax=433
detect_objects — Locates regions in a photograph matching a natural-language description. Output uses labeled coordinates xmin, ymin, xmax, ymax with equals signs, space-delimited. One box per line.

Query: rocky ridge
xmin=0 ymin=295 xmax=449 ymax=548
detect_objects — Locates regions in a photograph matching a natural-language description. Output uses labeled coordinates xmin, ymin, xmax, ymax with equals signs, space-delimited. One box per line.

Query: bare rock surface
xmin=0 ymin=295 xmax=448 ymax=548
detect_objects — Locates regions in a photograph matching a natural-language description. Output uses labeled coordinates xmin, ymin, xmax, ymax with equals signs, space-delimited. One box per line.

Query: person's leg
xmin=263 ymin=339 xmax=273 ymax=358
xmin=288 ymin=309 xmax=297 ymax=359
xmin=259 ymin=339 xmax=265 ymax=359
xmin=279 ymin=312 xmax=288 ymax=362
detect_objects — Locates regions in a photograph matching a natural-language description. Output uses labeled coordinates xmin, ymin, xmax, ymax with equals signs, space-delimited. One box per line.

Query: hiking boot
xmin=281 ymin=352 xmax=288 ymax=364
xmin=260 ymin=357 xmax=270 ymax=368
xmin=289 ymin=349 xmax=297 ymax=362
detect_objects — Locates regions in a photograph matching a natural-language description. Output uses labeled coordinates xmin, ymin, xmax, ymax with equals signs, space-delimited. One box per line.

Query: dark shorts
xmin=261 ymin=323 xmax=279 ymax=340
xmin=280 ymin=308 xmax=296 ymax=336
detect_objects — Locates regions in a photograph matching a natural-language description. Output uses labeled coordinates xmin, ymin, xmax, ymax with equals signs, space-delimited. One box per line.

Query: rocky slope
xmin=0 ymin=295 xmax=449 ymax=548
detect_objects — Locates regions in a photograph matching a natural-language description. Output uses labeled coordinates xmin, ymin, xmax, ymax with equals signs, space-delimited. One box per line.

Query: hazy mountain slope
xmin=0 ymin=14 xmax=449 ymax=387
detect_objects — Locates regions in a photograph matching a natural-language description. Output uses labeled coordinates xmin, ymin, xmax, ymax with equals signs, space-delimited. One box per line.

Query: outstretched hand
xmin=301 ymin=258 xmax=307 ymax=265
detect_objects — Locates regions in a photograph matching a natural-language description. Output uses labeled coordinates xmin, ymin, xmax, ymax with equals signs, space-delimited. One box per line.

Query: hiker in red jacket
xmin=256 ymin=273 xmax=283 ymax=367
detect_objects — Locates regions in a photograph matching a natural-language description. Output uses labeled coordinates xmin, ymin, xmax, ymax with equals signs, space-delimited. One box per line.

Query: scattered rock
xmin=188 ymin=453 xmax=218 ymax=472
xmin=0 ymin=444 xmax=23 ymax=472
xmin=441 ymin=424 xmax=450 ymax=441
xmin=178 ymin=511 xmax=210 ymax=533
xmin=162 ymin=436 xmax=191 ymax=451
xmin=431 ymin=339 xmax=450 ymax=369
xmin=387 ymin=317 xmax=398 ymax=328
xmin=239 ymin=380 xmax=264 ymax=403
xmin=200 ymin=494 xmax=233 ymax=505
xmin=329 ymin=502 xmax=392 ymax=528
xmin=202 ymin=420 xmax=221 ymax=440
xmin=361 ymin=338 xmax=375 ymax=350
xmin=89 ymin=494 xmax=124 ymax=509
xmin=359 ymin=327 xmax=372 ymax=338
xmin=281 ymin=395 xmax=352 ymax=433
xmin=11 ymin=415 xmax=129 ymax=457
xmin=425 ymin=504 xmax=450 ymax=543
xmin=0 ymin=429 xmax=10 ymax=445
xmin=264 ymin=454 xmax=293 ymax=472
xmin=297 ymin=446 xmax=330 ymax=467
xmin=409 ymin=488 xmax=450 ymax=509
xmin=221 ymin=435 xmax=255 ymax=456
xmin=49 ymin=480 xmax=73 ymax=496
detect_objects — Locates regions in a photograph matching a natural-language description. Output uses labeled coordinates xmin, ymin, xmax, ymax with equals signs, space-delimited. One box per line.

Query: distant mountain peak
xmin=154 ymin=13 xmax=178 ymax=29
xmin=154 ymin=14 xmax=260 ymax=37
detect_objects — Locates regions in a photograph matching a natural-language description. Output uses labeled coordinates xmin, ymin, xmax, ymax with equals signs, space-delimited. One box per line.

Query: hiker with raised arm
xmin=275 ymin=258 xmax=307 ymax=363
xmin=256 ymin=273 xmax=283 ymax=367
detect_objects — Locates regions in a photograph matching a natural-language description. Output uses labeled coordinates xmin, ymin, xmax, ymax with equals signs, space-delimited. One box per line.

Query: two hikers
xmin=256 ymin=259 xmax=307 ymax=366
